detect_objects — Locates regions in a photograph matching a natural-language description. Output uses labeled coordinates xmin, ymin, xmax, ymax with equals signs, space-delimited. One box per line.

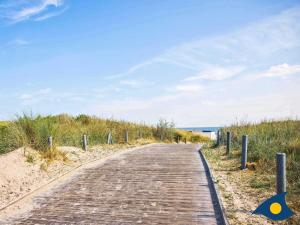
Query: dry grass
xmin=204 ymin=119 xmax=300 ymax=224
xmin=175 ymin=129 xmax=211 ymax=143
xmin=0 ymin=114 xmax=208 ymax=157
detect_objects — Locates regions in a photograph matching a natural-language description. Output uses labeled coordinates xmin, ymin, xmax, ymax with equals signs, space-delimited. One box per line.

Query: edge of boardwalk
xmin=197 ymin=146 xmax=230 ymax=225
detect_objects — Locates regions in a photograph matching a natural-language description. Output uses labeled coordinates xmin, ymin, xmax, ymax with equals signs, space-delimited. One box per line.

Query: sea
xmin=178 ymin=127 xmax=221 ymax=133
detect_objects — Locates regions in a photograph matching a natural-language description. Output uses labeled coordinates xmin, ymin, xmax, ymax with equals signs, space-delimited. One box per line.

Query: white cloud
xmin=19 ymin=88 xmax=53 ymax=104
xmin=184 ymin=66 xmax=245 ymax=81
xmin=106 ymin=59 xmax=162 ymax=79
xmin=94 ymin=6 xmax=300 ymax=126
xmin=158 ymin=7 xmax=300 ymax=76
xmin=0 ymin=0 xmax=65 ymax=23
xmin=34 ymin=6 xmax=67 ymax=21
xmin=39 ymin=88 xmax=51 ymax=94
xmin=121 ymin=80 xmax=139 ymax=87
xmin=259 ymin=63 xmax=300 ymax=78
xmin=106 ymin=6 xmax=300 ymax=82
xmin=120 ymin=79 xmax=154 ymax=88
xmin=4 ymin=6 xmax=300 ymax=125
xmin=18 ymin=88 xmax=106 ymax=106
xmin=89 ymin=76 xmax=300 ymax=126
xmin=20 ymin=94 xmax=33 ymax=100
xmin=174 ymin=84 xmax=203 ymax=94
xmin=8 ymin=38 xmax=30 ymax=46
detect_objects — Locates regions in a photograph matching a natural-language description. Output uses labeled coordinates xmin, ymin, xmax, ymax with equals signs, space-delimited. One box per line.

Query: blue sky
xmin=1 ymin=0 xmax=300 ymax=126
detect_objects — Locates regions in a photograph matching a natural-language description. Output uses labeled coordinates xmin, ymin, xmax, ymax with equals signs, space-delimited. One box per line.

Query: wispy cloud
xmin=184 ymin=66 xmax=245 ymax=81
xmin=106 ymin=6 xmax=300 ymax=82
xmin=19 ymin=88 xmax=52 ymax=105
xmin=174 ymin=84 xmax=203 ymax=94
xmin=257 ymin=63 xmax=300 ymax=78
xmin=120 ymin=79 xmax=154 ymax=88
xmin=106 ymin=59 xmax=162 ymax=79
xmin=3 ymin=5 xmax=300 ymax=125
xmin=34 ymin=6 xmax=67 ymax=21
xmin=0 ymin=0 xmax=66 ymax=24
xmin=19 ymin=88 xmax=105 ymax=106
xmin=98 ymin=6 xmax=300 ymax=125
xmin=7 ymin=38 xmax=30 ymax=46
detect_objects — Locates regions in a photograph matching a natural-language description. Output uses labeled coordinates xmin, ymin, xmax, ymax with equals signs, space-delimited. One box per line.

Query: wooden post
xmin=160 ymin=133 xmax=163 ymax=141
xmin=48 ymin=136 xmax=53 ymax=150
xmin=107 ymin=132 xmax=112 ymax=144
xmin=177 ymin=136 xmax=180 ymax=144
xmin=276 ymin=153 xmax=286 ymax=193
xmin=184 ymin=137 xmax=187 ymax=144
xmin=226 ymin=131 xmax=231 ymax=155
xmin=216 ymin=130 xmax=220 ymax=146
xmin=82 ymin=134 xmax=87 ymax=151
xmin=241 ymin=135 xmax=248 ymax=169
xmin=125 ymin=130 xmax=129 ymax=143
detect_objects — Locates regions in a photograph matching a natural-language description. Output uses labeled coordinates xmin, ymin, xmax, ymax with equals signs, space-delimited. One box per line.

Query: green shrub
xmin=155 ymin=119 xmax=176 ymax=142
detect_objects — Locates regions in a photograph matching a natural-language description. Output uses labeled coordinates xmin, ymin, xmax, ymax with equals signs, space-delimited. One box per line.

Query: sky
xmin=0 ymin=0 xmax=300 ymax=127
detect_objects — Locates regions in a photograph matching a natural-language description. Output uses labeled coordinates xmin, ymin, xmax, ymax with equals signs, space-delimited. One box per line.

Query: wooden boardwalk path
xmin=6 ymin=144 xmax=226 ymax=225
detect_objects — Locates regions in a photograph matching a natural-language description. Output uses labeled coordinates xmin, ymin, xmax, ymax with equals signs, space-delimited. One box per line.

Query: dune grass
xmin=0 ymin=114 xmax=207 ymax=155
xmin=175 ymin=129 xmax=210 ymax=143
xmin=0 ymin=121 xmax=26 ymax=155
xmin=218 ymin=119 xmax=300 ymax=213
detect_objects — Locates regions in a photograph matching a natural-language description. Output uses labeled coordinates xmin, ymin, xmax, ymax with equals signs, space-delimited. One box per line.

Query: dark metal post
xmin=48 ymin=136 xmax=53 ymax=150
xmin=216 ymin=130 xmax=220 ymax=146
xmin=241 ymin=135 xmax=248 ymax=169
xmin=226 ymin=131 xmax=231 ymax=155
xmin=82 ymin=134 xmax=87 ymax=151
xmin=276 ymin=153 xmax=286 ymax=193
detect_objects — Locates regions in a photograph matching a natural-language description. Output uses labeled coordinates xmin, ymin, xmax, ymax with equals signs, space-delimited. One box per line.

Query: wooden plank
xmin=7 ymin=144 xmax=224 ymax=225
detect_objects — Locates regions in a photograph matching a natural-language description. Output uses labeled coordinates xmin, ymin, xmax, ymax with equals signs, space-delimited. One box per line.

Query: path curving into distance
xmin=4 ymin=144 xmax=226 ymax=225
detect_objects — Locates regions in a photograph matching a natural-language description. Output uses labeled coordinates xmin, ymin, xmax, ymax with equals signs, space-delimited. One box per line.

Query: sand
xmin=204 ymin=146 xmax=297 ymax=225
xmin=0 ymin=143 xmax=150 ymax=221
xmin=0 ymin=147 xmax=49 ymax=209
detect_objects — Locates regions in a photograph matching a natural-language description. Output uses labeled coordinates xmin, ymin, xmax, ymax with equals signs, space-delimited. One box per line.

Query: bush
xmin=155 ymin=119 xmax=175 ymax=142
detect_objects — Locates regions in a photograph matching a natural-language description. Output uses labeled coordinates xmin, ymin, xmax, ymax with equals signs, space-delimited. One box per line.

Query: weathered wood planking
xmin=7 ymin=144 xmax=224 ymax=225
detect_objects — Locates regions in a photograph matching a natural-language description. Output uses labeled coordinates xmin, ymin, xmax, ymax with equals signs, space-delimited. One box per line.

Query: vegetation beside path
xmin=203 ymin=119 xmax=300 ymax=224
xmin=0 ymin=113 xmax=209 ymax=156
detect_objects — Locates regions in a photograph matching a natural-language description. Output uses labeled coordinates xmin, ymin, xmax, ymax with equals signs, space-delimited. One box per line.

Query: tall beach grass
xmin=0 ymin=114 xmax=207 ymax=155
xmin=220 ymin=119 xmax=300 ymax=198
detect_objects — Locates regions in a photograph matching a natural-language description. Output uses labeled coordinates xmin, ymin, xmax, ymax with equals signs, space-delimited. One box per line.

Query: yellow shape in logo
xmin=270 ymin=202 xmax=282 ymax=215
